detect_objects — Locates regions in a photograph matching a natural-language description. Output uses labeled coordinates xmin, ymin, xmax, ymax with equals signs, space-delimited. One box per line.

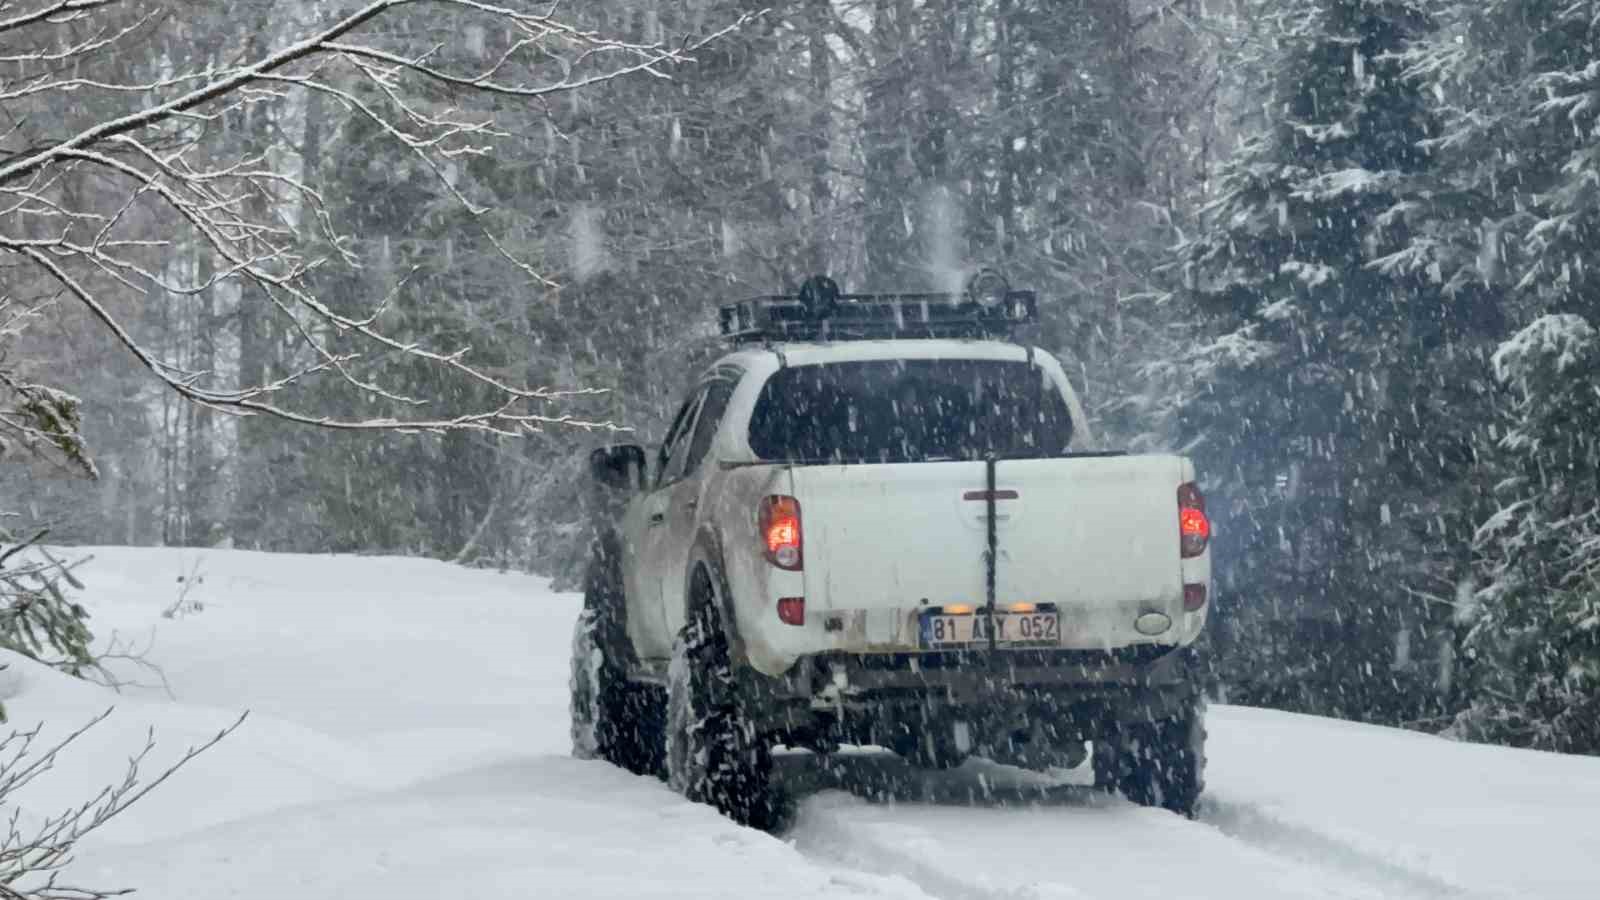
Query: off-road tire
xmin=666 ymin=565 xmax=777 ymax=829
xmin=570 ymin=532 xmax=663 ymax=776
xmin=1093 ymin=696 xmax=1206 ymax=818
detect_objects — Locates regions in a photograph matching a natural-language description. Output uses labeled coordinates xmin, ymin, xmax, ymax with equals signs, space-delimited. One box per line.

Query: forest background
xmin=4 ymin=0 xmax=1597 ymax=755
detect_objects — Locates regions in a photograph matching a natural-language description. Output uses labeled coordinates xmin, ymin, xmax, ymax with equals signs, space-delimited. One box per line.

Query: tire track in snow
xmin=778 ymin=755 xmax=1416 ymax=900
xmin=790 ymin=792 xmax=1093 ymax=900
xmin=776 ymin=753 xmax=1102 ymax=900
xmin=1199 ymin=797 xmax=1495 ymax=900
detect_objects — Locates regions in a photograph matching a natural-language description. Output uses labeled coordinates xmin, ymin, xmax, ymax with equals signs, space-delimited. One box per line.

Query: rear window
xmin=747 ymin=359 xmax=1074 ymax=464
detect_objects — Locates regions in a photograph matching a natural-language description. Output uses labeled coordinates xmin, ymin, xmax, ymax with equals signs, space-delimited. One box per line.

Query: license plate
xmin=920 ymin=609 xmax=1059 ymax=648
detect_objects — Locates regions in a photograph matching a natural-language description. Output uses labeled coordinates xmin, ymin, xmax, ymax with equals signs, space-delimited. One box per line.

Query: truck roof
xmin=716 ymin=338 xmax=1038 ymax=372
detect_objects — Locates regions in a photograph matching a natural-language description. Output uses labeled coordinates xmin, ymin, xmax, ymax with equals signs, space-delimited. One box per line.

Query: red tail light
xmin=1184 ymin=583 xmax=1208 ymax=611
xmin=760 ymin=495 xmax=803 ymax=570
xmin=1177 ymin=482 xmax=1210 ymax=558
xmin=777 ymin=597 xmax=806 ymax=626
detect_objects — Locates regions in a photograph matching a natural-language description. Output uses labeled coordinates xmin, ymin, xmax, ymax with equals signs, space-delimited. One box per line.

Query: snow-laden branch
xmin=0 ymin=0 xmax=729 ymax=186
xmin=0 ymin=0 xmax=737 ymax=438
xmin=18 ymin=244 xmax=609 ymax=435
xmin=0 ymin=0 xmax=122 ymax=38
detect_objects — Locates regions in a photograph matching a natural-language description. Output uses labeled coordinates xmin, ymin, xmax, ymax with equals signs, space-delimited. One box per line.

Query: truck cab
xmin=571 ymin=275 xmax=1210 ymax=828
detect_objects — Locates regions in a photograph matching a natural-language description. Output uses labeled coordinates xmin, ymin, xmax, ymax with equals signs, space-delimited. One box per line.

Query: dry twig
xmin=0 ymin=707 xmax=246 ymax=900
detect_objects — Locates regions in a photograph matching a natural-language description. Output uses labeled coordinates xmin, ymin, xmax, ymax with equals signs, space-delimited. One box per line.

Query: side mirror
xmin=589 ymin=444 xmax=646 ymax=492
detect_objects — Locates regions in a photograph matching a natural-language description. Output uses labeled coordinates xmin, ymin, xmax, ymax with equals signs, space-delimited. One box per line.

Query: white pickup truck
xmin=571 ymin=276 xmax=1211 ymax=828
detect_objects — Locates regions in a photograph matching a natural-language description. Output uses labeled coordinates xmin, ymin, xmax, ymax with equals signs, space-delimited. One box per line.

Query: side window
xmin=681 ymin=381 xmax=735 ymax=477
xmin=1033 ymin=372 xmax=1075 ymax=455
xmin=656 ymin=389 xmax=705 ymax=488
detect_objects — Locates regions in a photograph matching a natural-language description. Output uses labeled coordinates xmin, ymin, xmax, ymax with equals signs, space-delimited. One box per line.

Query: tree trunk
xmin=863 ymin=0 xmax=913 ymax=284
xmin=805 ymin=0 xmax=833 ymax=275
xmin=184 ymin=244 xmax=218 ymax=545
xmin=996 ymin=0 xmax=1018 ymax=260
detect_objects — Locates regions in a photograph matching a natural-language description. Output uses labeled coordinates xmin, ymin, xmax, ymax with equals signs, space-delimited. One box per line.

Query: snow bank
xmin=10 ymin=546 xmax=1598 ymax=899
xmin=21 ymin=547 xmax=915 ymax=900
xmin=1207 ymin=704 xmax=1600 ymax=898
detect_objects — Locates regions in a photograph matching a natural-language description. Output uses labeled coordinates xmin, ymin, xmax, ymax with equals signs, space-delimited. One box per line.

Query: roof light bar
xmin=717 ymin=273 xmax=1038 ymax=344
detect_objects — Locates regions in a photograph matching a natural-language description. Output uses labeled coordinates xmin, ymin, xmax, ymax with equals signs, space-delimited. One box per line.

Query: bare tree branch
xmin=0 ymin=0 xmax=737 ymax=440
xmin=0 ymin=1 xmax=123 ymax=39
xmin=0 ymin=707 xmax=245 ymax=899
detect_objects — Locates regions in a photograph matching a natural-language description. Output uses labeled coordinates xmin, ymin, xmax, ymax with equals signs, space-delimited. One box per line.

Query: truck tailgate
xmin=788 ymin=454 xmax=1189 ymax=649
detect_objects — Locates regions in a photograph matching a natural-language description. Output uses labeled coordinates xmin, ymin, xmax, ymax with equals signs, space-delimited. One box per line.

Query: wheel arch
xmin=682 ymin=522 xmax=749 ymax=667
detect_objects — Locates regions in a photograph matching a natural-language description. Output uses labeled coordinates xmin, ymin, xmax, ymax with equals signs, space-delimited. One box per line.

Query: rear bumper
xmin=744 ymin=644 xmax=1197 ymax=733
xmin=782 ymin=644 xmax=1187 ymax=695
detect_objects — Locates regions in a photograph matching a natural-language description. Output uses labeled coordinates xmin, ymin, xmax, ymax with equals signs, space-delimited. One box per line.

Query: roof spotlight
xmin=797 ymin=274 xmax=841 ymax=319
xmin=966 ymin=268 xmax=1010 ymax=310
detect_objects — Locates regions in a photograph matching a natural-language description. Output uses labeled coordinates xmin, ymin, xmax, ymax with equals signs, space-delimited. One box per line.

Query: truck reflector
xmin=777 ymin=597 xmax=806 ymax=626
xmin=1184 ymin=583 xmax=1208 ymax=612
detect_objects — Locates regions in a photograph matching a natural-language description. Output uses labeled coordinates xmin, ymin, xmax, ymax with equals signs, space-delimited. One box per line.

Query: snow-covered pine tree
xmin=1525 ymin=3 xmax=1600 ymax=317
xmin=1181 ymin=0 xmax=1473 ymax=723
xmin=1465 ymin=315 xmax=1600 ymax=753
xmin=1411 ymin=0 xmax=1600 ymax=752
xmin=1403 ymin=0 xmax=1599 ymax=318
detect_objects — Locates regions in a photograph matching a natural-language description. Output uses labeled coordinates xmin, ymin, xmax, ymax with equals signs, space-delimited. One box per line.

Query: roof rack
xmin=717 ymin=272 xmax=1038 ymax=344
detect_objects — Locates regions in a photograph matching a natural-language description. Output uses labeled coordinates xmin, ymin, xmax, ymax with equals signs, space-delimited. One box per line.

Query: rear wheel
xmin=570 ymin=533 xmax=663 ymax=776
xmin=1094 ymin=697 xmax=1206 ymax=818
xmin=666 ymin=565 xmax=777 ymax=829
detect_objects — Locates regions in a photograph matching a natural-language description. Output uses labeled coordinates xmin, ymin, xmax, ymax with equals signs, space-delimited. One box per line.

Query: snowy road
xmin=10 ymin=548 xmax=1597 ymax=899
xmin=786 ymin=766 xmax=1403 ymax=899
xmin=782 ymin=737 xmax=1477 ymax=900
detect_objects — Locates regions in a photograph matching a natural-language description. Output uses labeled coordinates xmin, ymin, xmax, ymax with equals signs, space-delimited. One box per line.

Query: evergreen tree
xmin=1181 ymin=0 xmax=1472 ymax=723
xmin=1463 ymin=315 xmax=1600 ymax=753
xmin=1410 ymin=0 xmax=1600 ymax=751
xmin=1407 ymin=0 xmax=1600 ymax=321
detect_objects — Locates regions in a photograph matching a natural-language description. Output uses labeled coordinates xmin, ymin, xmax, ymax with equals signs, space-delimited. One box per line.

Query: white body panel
xmin=789 ymin=454 xmax=1204 ymax=654
xmin=618 ymin=340 xmax=1210 ymax=677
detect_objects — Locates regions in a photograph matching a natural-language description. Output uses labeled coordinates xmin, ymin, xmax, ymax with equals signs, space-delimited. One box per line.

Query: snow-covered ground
xmin=7 ymin=547 xmax=1598 ymax=899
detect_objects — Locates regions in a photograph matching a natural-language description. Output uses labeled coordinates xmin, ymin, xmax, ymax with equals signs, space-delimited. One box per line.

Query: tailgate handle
xmin=963 ymin=490 xmax=1019 ymax=502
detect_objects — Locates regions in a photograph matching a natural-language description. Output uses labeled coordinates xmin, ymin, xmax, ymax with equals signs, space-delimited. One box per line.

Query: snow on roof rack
xmin=718 ymin=273 xmax=1038 ymax=344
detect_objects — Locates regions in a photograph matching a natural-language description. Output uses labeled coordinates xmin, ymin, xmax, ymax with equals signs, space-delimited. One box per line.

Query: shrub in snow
xmin=0 ymin=547 xmax=239 ymax=899
xmin=0 ymin=696 xmax=241 ymax=900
